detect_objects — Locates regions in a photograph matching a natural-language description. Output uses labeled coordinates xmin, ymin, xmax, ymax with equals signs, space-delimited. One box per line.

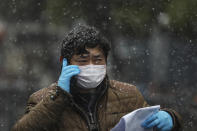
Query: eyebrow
xmin=93 ymin=54 xmax=102 ymax=58
xmin=76 ymin=53 xmax=102 ymax=59
xmin=79 ymin=53 xmax=89 ymax=58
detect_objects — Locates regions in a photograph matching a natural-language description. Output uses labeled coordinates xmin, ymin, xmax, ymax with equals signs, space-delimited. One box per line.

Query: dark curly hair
xmin=60 ymin=25 xmax=111 ymax=63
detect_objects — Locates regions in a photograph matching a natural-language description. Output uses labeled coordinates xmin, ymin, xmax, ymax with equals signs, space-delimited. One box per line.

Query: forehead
xmin=75 ymin=46 xmax=104 ymax=56
xmin=86 ymin=47 xmax=103 ymax=55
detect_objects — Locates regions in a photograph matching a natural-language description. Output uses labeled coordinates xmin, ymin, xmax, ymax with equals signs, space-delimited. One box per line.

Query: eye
xmin=95 ymin=59 xmax=103 ymax=64
xmin=96 ymin=58 xmax=102 ymax=61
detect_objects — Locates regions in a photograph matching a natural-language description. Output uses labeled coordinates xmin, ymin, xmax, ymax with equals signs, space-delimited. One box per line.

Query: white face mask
xmin=76 ymin=65 xmax=106 ymax=89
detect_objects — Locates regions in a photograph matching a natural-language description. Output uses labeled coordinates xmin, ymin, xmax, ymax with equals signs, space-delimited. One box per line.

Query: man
xmin=12 ymin=25 xmax=182 ymax=131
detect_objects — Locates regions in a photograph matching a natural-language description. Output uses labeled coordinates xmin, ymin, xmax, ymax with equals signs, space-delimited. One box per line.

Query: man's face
xmin=70 ymin=46 xmax=106 ymax=66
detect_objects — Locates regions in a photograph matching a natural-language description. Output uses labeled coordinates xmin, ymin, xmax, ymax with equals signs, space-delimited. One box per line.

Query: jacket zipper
xmin=70 ymin=79 xmax=109 ymax=131
xmin=93 ymin=81 xmax=108 ymax=131
xmin=71 ymin=99 xmax=97 ymax=131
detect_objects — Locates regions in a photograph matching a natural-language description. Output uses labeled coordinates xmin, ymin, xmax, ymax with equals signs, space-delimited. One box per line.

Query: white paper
xmin=111 ymin=105 xmax=160 ymax=131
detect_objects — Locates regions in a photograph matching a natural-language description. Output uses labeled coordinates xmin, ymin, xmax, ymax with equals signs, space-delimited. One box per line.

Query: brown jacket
xmin=12 ymin=80 xmax=182 ymax=131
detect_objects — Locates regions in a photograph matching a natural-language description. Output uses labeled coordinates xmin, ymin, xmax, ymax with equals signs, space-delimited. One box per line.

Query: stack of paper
xmin=111 ymin=105 xmax=160 ymax=131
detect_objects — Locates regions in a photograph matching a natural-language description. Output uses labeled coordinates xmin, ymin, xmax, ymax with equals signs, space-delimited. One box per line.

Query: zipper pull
xmin=89 ymin=113 xmax=95 ymax=124
xmin=88 ymin=112 xmax=99 ymax=131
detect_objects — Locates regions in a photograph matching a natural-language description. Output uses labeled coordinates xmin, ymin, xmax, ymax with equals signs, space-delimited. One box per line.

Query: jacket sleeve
xmin=11 ymin=86 xmax=71 ymax=131
xmin=162 ymin=108 xmax=182 ymax=131
xmin=135 ymin=88 xmax=182 ymax=131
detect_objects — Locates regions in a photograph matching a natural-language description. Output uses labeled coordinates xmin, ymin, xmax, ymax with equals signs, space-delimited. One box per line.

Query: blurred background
xmin=0 ymin=0 xmax=196 ymax=130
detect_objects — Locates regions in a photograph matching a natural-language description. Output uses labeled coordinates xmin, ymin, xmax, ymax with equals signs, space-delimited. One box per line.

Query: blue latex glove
xmin=58 ymin=58 xmax=80 ymax=93
xmin=141 ymin=111 xmax=173 ymax=131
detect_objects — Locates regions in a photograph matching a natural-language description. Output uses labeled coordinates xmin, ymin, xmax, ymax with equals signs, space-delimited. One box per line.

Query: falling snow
xmin=0 ymin=0 xmax=196 ymax=131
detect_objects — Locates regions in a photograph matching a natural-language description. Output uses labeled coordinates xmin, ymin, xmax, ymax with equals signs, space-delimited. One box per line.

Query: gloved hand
xmin=141 ymin=111 xmax=173 ymax=131
xmin=58 ymin=58 xmax=80 ymax=93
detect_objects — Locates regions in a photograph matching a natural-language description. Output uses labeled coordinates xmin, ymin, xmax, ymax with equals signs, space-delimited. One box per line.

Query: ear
xmin=59 ymin=56 xmax=63 ymax=63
